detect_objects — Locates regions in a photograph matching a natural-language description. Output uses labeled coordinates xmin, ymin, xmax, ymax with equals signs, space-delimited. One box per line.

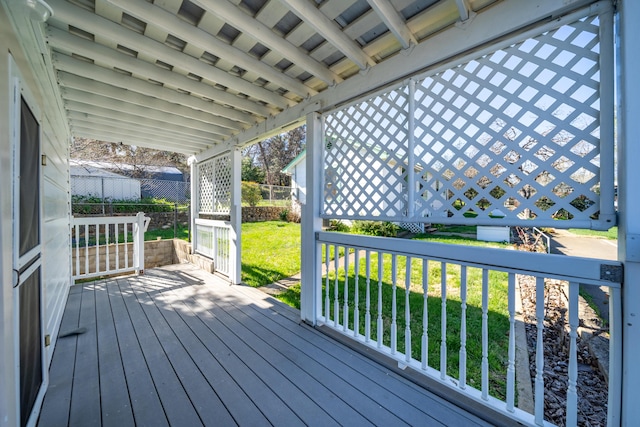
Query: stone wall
xmin=242 ymin=206 xmax=288 ymax=222
xmin=145 ymin=211 xmax=189 ymax=230
xmin=73 ymin=238 xmax=215 ymax=277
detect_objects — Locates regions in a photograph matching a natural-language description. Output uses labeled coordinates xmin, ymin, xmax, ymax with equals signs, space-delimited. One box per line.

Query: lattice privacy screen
xmin=323 ymin=13 xmax=614 ymax=228
xmin=198 ymin=153 xmax=231 ymax=215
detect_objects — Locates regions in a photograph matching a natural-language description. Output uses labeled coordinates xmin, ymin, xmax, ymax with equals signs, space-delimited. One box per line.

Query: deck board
xmin=94 ymin=281 xmax=134 ymax=427
xmin=39 ymin=264 xmax=493 ymax=427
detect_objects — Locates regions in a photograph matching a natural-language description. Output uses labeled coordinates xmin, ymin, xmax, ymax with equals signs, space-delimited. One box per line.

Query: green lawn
xmin=241 ymin=221 xmax=301 ymax=287
xmin=145 ymin=224 xmax=189 ymax=241
xmin=567 ymin=226 xmax=618 ymax=240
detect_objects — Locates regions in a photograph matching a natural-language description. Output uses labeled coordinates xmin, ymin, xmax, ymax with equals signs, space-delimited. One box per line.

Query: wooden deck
xmin=38 ymin=264 xmax=492 ymax=427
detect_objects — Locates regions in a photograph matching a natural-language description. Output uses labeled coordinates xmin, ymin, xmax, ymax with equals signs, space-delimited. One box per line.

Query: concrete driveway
xmin=549 ymin=229 xmax=617 ymax=321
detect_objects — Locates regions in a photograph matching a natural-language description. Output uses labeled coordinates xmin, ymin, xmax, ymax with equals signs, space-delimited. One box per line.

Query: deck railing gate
xmin=71 ymin=212 xmax=150 ymax=281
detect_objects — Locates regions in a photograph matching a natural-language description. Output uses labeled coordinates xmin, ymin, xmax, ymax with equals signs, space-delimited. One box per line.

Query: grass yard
xmin=145 ymin=224 xmax=190 ymax=241
xmin=567 ymin=226 xmax=618 ymax=240
xmin=241 ymin=221 xmax=301 ymax=287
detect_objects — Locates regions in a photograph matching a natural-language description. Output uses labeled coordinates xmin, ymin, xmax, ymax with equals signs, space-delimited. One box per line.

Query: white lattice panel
xmin=322 ymin=13 xmax=612 ymax=227
xmin=324 ymin=87 xmax=409 ymax=217
xmin=198 ymin=159 xmax=214 ymax=214
xmin=198 ymin=154 xmax=231 ymax=215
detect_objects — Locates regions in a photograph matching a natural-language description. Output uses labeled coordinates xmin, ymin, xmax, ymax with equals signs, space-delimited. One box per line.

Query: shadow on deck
xmin=38 ymin=264 xmax=492 ymax=427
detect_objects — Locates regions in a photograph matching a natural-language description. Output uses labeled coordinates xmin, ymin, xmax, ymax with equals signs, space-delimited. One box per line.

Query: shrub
xmin=279 ymin=209 xmax=289 ymax=221
xmin=241 ymin=181 xmax=263 ymax=207
xmin=351 ymin=220 xmax=398 ymax=237
xmin=328 ymin=219 xmax=350 ymax=232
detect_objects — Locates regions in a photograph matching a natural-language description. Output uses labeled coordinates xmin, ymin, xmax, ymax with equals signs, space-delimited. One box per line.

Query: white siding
xmin=41 ymin=115 xmax=71 ymax=365
xmin=293 ymin=161 xmax=306 ymax=205
xmin=0 ymin=4 xmax=72 ymax=425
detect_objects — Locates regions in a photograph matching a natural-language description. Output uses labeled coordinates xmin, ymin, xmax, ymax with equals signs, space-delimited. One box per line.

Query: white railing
xmin=71 ymin=212 xmax=150 ymax=281
xmin=315 ymin=231 xmax=621 ymax=427
xmin=194 ymin=218 xmax=231 ymax=276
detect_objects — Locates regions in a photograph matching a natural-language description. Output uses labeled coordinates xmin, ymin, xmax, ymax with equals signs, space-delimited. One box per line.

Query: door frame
xmin=9 ymin=54 xmax=48 ymax=427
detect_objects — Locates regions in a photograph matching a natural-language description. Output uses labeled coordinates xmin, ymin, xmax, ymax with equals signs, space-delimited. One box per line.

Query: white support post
xmin=300 ymin=112 xmax=323 ymax=325
xmin=134 ymin=211 xmax=145 ymax=275
xmin=229 ymin=149 xmax=242 ymax=285
xmin=617 ymin=2 xmax=640 ymax=425
xmin=189 ymin=156 xmax=198 ymax=247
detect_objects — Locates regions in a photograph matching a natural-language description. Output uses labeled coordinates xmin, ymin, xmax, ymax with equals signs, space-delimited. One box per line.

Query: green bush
xmin=279 ymin=209 xmax=289 ymax=221
xmin=351 ymin=220 xmax=398 ymax=237
xmin=71 ymin=195 xmax=187 ymax=214
xmin=241 ymin=181 xmax=263 ymax=207
xmin=328 ymin=219 xmax=350 ymax=232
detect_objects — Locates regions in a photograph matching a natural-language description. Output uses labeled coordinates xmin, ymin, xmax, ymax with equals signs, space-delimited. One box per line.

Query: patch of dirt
xmin=518 ymin=274 xmax=608 ymax=426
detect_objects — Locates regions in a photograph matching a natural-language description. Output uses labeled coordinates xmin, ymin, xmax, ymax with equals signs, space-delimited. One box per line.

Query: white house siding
xmin=41 ymin=114 xmax=71 ymax=365
xmin=0 ymin=4 xmax=72 ymax=426
xmin=292 ymin=161 xmax=306 ymax=205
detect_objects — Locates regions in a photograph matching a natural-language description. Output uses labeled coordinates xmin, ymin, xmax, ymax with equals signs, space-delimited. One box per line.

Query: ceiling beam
xmin=53 ymin=54 xmax=253 ymax=126
xmin=278 ymin=0 xmax=375 ymax=70
xmin=64 ymin=99 xmax=224 ymax=142
xmin=192 ymin=0 xmax=342 ymax=85
xmin=69 ymin=128 xmax=203 ymax=154
xmin=58 ymin=72 xmax=242 ymax=132
xmin=48 ymin=0 xmax=293 ymax=109
xmin=365 ymin=0 xmax=417 ymax=49
xmin=69 ymin=114 xmax=215 ymax=146
xmin=70 ymin=121 xmax=212 ymax=151
xmin=103 ymin=0 xmax=316 ymax=99
xmin=47 ymin=27 xmax=275 ymax=118
xmin=199 ymin=0 xmax=599 ymax=157
xmin=62 ymin=88 xmax=232 ymax=137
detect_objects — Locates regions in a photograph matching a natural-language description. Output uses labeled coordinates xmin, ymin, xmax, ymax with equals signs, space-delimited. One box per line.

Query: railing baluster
xmin=405 ymin=256 xmax=412 ymax=363
xmin=507 ymin=273 xmax=516 ymax=411
xmin=115 ymin=222 xmax=120 ymax=271
xmin=124 ymin=221 xmax=129 ymax=269
xmin=459 ymin=265 xmax=467 ymax=390
xmin=535 ymin=276 xmax=545 ymax=426
xmin=391 ymin=254 xmax=397 ymax=355
xmin=95 ymin=224 xmax=100 ymax=274
xmin=74 ymin=223 xmax=79 ymax=278
xmin=482 ymin=269 xmax=489 ymax=400
xmin=344 ymin=247 xmax=350 ymax=332
xmin=84 ymin=224 xmax=89 ymax=275
xmin=105 ymin=222 xmax=110 ymax=273
xmin=334 ymin=246 xmax=340 ymax=328
xmin=421 ymin=258 xmax=429 ymax=371
xmin=365 ymin=250 xmax=371 ymax=342
xmin=440 ymin=262 xmax=447 ymax=380
xmin=377 ymin=251 xmax=383 ymax=349
xmin=324 ymin=244 xmax=330 ymax=322
xmin=566 ymin=281 xmax=579 ymax=425
xmin=353 ymin=251 xmax=360 ymax=338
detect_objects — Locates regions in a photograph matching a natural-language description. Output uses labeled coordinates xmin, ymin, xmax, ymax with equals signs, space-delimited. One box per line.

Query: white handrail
xmin=71 ymin=212 xmax=150 ymax=281
xmin=314 ymin=232 xmax=621 ymax=427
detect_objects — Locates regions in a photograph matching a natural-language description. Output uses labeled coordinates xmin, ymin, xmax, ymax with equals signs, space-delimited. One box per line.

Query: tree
xmin=245 ymin=125 xmax=305 ymax=186
xmin=241 ymin=156 xmax=265 ymax=183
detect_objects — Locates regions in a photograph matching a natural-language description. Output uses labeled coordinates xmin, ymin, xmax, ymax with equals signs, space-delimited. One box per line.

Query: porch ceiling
xmin=15 ymin=0 xmax=596 ymax=156
xmin=38 ymin=0 xmax=505 ymax=155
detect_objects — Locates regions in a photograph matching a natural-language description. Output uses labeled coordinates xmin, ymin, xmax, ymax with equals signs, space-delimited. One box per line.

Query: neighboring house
xmin=281 ymin=150 xmax=306 ymax=214
xmin=1 ymin=1 xmax=638 ymax=427
xmin=70 ymin=160 xmax=141 ymax=200
xmin=71 ymin=160 xmax=187 ymax=201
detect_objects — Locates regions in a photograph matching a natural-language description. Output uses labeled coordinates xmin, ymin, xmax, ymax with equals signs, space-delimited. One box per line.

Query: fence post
xmin=134 ymin=212 xmax=145 ymax=275
xmin=174 ymin=203 xmax=178 ymax=239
